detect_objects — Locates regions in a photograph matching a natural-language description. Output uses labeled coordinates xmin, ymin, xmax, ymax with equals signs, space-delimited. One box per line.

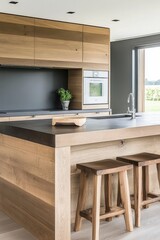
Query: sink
xmin=89 ymin=113 xmax=142 ymax=120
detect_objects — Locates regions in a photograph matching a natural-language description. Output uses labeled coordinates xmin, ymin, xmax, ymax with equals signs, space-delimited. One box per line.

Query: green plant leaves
xmin=57 ymin=88 xmax=72 ymax=101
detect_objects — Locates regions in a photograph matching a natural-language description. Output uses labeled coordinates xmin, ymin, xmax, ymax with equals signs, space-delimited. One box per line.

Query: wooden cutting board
xmin=52 ymin=117 xmax=86 ymax=127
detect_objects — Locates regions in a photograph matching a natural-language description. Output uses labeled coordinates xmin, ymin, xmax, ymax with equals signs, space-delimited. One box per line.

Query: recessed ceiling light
xmin=67 ymin=11 xmax=75 ymax=14
xmin=9 ymin=1 xmax=18 ymax=4
xmin=112 ymin=19 xmax=120 ymax=22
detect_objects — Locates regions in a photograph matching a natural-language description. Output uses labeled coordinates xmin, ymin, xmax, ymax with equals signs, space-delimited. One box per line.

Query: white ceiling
xmin=1 ymin=0 xmax=160 ymax=41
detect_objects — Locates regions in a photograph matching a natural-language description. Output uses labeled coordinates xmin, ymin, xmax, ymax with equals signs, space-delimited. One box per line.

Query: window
xmin=137 ymin=46 xmax=160 ymax=112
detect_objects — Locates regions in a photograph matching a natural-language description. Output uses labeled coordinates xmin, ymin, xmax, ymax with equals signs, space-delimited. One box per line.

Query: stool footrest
xmin=147 ymin=193 xmax=160 ymax=198
xmin=80 ymin=207 xmax=125 ymax=222
xmin=142 ymin=195 xmax=160 ymax=206
xmin=100 ymin=207 xmax=125 ymax=220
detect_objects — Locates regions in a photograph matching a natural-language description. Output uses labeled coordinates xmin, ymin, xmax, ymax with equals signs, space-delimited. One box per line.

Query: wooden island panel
xmin=0 ymin=133 xmax=71 ymax=240
xmin=0 ymin=116 xmax=160 ymax=240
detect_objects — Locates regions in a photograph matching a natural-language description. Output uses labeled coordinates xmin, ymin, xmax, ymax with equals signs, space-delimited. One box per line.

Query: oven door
xmin=83 ymin=78 xmax=108 ymax=104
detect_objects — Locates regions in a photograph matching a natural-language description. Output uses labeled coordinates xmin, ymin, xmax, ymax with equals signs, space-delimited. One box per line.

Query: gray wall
xmin=111 ymin=34 xmax=160 ymax=113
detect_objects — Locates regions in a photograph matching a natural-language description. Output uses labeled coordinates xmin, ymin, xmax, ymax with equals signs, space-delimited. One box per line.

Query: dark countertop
xmin=0 ymin=108 xmax=111 ymax=117
xmin=0 ymin=113 xmax=160 ymax=147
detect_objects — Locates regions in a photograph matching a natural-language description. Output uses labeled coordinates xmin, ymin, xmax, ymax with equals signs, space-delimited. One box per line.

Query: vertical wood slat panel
xmin=55 ymin=146 xmax=71 ymax=240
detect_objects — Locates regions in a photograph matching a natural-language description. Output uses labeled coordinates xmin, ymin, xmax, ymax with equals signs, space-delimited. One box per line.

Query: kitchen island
xmin=0 ymin=113 xmax=160 ymax=240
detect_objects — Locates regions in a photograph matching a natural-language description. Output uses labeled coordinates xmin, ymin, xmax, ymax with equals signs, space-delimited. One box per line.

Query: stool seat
xmin=117 ymin=152 xmax=160 ymax=228
xmin=77 ymin=159 xmax=133 ymax=175
xmin=75 ymin=159 xmax=133 ymax=240
xmin=117 ymin=152 xmax=160 ymax=166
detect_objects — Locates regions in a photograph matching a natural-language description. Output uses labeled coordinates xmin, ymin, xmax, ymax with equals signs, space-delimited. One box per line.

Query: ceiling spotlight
xmin=9 ymin=1 xmax=18 ymax=4
xmin=112 ymin=19 xmax=120 ymax=22
xmin=67 ymin=11 xmax=75 ymax=14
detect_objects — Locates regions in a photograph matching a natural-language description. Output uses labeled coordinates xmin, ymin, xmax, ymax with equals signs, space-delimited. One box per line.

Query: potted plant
xmin=57 ymin=88 xmax=72 ymax=110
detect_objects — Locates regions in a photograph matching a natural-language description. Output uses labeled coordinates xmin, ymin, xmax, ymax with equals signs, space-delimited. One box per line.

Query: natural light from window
xmin=145 ymin=47 xmax=160 ymax=112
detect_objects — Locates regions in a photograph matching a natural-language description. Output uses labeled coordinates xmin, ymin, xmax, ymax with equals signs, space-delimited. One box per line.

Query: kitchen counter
xmin=0 ymin=113 xmax=159 ymax=147
xmin=0 ymin=113 xmax=160 ymax=240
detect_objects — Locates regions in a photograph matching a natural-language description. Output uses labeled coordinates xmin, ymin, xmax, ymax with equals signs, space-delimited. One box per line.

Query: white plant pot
xmin=61 ymin=101 xmax=70 ymax=110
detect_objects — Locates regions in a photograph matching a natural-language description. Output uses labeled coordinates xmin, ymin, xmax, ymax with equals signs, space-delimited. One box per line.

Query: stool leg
xmin=134 ymin=166 xmax=142 ymax=228
xmin=119 ymin=171 xmax=133 ymax=232
xmin=117 ymin=178 xmax=122 ymax=207
xmin=157 ymin=163 xmax=160 ymax=187
xmin=74 ymin=171 xmax=88 ymax=232
xmin=92 ymin=175 xmax=101 ymax=240
xmin=104 ymin=174 xmax=112 ymax=221
xmin=142 ymin=166 xmax=149 ymax=209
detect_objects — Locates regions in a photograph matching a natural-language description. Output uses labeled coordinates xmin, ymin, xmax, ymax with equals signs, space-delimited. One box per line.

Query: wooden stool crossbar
xmin=74 ymin=159 xmax=133 ymax=240
xmin=117 ymin=152 xmax=160 ymax=228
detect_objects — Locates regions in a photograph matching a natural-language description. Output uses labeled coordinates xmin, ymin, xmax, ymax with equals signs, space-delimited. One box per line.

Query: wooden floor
xmin=72 ymin=203 xmax=160 ymax=240
xmin=0 ymin=204 xmax=160 ymax=240
xmin=0 ymin=212 xmax=36 ymax=240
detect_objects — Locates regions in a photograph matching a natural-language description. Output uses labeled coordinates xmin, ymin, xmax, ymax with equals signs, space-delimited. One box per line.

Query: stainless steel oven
xmin=83 ymin=70 xmax=109 ymax=105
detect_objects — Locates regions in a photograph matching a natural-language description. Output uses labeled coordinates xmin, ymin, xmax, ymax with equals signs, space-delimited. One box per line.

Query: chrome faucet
xmin=127 ymin=93 xmax=136 ymax=119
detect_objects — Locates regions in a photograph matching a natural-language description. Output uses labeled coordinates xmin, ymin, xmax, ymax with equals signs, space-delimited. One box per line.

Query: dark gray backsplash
xmin=0 ymin=67 xmax=68 ymax=111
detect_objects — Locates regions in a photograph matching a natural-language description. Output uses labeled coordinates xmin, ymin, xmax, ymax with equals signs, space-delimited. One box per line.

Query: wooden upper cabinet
xmin=0 ymin=14 xmax=110 ymax=69
xmin=34 ymin=19 xmax=83 ymax=68
xmin=82 ymin=26 xmax=110 ymax=70
xmin=0 ymin=14 xmax=34 ymax=66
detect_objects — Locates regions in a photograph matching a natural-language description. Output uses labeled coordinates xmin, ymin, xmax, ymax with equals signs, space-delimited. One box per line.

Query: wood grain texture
xmin=35 ymin=18 xmax=83 ymax=67
xmin=74 ymin=171 xmax=88 ymax=231
xmin=92 ymin=175 xmax=101 ymax=240
xmin=55 ymin=147 xmax=71 ymax=240
xmin=0 ymin=178 xmax=54 ymax=240
xmin=0 ymin=13 xmax=110 ymax=69
xmin=83 ymin=25 xmax=110 ymax=69
xmin=0 ymin=134 xmax=57 ymax=239
xmin=117 ymin=152 xmax=160 ymax=167
xmin=0 ymin=13 xmax=34 ymax=66
xmin=134 ymin=166 xmax=142 ymax=227
xmin=119 ymin=171 xmax=133 ymax=232
xmin=68 ymin=69 xmax=83 ymax=110
xmin=104 ymin=174 xmax=112 ymax=221
xmin=70 ymin=136 xmax=160 ymax=224
xmin=142 ymin=166 xmax=149 ymax=208
xmin=77 ymin=159 xmax=132 ymax=175
xmin=56 ymin=125 xmax=160 ymax=147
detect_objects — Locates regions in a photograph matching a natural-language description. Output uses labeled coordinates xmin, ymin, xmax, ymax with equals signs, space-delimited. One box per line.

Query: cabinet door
xmin=0 ymin=14 xmax=34 ymax=66
xmin=83 ymin=26 xmax=110 ymax=70
xmin=35 ymin=19 xmax=83 ymax=68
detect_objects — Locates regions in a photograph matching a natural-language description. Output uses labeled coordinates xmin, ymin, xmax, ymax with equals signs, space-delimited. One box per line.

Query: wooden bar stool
xmin=74 ymin=159 xmax=133 ymax=240
xmin=117 ymin=152 xmax=160 ymax=228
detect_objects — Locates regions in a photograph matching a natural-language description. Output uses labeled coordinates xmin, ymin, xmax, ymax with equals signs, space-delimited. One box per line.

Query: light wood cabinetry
xmin=68 ymin=69 xmax=83 ymax=109
xmin=0 ymin=13 xmax=110 ymax=69
xmin=0 ymin=13 xmax=34 ymax=66
xmin=34 ymin=19 xmax=83 ymax=68
xmin=82 ymin=26 xmax=110 ymax=70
